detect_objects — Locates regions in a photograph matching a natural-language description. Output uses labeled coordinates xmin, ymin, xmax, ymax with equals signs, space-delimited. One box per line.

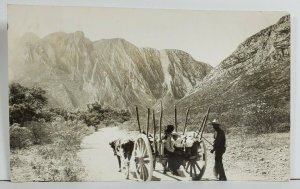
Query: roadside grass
xmin=10 ymin=119 xmax=95 ymax=182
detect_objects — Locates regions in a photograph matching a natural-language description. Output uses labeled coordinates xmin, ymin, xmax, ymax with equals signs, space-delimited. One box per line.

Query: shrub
xmin=81 ymin=102 xmax=131 ymax=127
xmin=48 ymin=119 xmax=91 ymax=151
xmin=24 ymin=120 xmax=51 ymax=145
xmin=243 ymin=101 xmax=289 ymax=133
xmin=10 ymin=123 xmax=32 ymax=149
xmin=9 ymin=83 xmax=47 ymax=125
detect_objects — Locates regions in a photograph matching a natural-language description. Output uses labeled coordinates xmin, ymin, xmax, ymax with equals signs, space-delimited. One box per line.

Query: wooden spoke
xmin=140 ymin=166 xmax=144 ymax=180
xmin=190 ymin=162 xmax=193 ymax=177
xmin=138 ymin=160 xmax=149 ymax=181
xmin=195 ymin=161 xmax=202 ymax=173
xmin=142 ymin=144 xmax=148 ymax=156
xmin=193 ymin=163 xmax=197 ymax=176
xmin=185 ymin=161 xmax=190 ymax=172
xmin=142 ymin=164 xmax=149 ymax=181
xmin=137 ymin=141 xmax=142 ymax=153
xmin=143 ymin=154 xmax=149 ymax=158
xmin=137 ymin=164 xmax=141 ymax=173
xmin=143 ymin=156 xmax=150 ymax=164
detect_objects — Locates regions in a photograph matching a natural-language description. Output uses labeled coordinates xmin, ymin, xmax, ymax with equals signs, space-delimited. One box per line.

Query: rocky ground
xmin=203 ymin=132 xmax=289 ymax=181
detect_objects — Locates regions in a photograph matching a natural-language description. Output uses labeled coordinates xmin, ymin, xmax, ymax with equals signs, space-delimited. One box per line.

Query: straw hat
xmin=211 ymin=119 xmax=220 ymax=125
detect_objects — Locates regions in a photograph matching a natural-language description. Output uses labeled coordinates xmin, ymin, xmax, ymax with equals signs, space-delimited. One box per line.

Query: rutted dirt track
xmin=78 ymin=127 xmax=289 ymax=181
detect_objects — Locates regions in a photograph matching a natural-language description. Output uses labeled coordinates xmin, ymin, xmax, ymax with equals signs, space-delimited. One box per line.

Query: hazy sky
xmin=8 ymin=5 xmax=287 ymax=66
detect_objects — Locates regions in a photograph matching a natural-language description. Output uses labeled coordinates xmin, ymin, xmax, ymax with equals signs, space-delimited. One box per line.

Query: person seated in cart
xmin=163 ymin=125 xmax=182 ymax=176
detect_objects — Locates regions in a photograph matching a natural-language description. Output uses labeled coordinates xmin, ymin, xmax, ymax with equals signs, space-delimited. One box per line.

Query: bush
xmin=48 ymin=119 xmax=91 ymax=151
xmin=80 ymin=102 xmax=131 ymax=127
xmin=10 ymin=123 xmax=32 ymax=149
xmin=9 ymin=83 xmax=47 ymax=125
xmin=243 ymin=101 xmax=289 ymax=133
xmin=24 ymin=120 xmax=51 ymax=145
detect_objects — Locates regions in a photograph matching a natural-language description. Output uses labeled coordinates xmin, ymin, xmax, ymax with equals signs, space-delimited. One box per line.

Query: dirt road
xmin=78 ymin=127 xmax=289 ymax=181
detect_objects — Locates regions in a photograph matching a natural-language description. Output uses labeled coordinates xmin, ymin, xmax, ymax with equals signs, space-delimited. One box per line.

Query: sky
xmin=8 ymin=5 xmax=287 ymax=66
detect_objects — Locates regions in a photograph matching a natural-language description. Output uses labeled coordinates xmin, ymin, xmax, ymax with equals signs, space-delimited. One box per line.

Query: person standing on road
xmin=210 ymin=119 xmax=227 ymax=181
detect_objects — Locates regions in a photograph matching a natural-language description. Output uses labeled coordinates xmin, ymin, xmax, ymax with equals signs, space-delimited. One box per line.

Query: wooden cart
xmin=131 ymin=104 xmax=210 ymax=181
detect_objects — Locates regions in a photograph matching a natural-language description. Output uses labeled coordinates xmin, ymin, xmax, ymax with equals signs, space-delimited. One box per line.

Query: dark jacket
xmin=213 ymin=128 xmax=226 ymax=152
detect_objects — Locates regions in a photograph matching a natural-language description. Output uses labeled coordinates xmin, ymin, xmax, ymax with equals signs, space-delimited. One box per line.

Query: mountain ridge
xmin=9 ymin=32 xmax=212 ymax=112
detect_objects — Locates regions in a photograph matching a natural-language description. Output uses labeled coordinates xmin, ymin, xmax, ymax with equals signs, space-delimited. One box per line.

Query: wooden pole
xmin=174 ymin=105 xmax=178 ymax=132
xmin=136 ymin=106 xmax=141 ymax=133
xmin=159 ymin=101 xmax=163 ymax=141
xmin=196 ymin=115 xmax=206 ymax=137
xmin=200 ymin=113 xmax=209 ymax=139
xmin=146 ymin=108 xmax=150 ymax=137
xmin=153 ymin=110 xmax=157 ymax=153
xmin=183 ymin=107 xmax=190 ymax=135
xmin=196 ymin=107 xmax=211 ymax=138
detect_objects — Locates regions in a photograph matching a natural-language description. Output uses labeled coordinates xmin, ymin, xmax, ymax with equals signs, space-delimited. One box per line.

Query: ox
xmin=109 ymin=139 xmax=134 ymax=179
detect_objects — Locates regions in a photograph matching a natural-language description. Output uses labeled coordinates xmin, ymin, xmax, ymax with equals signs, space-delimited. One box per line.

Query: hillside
xmin=172 ymin=15 xmax=290 ymax=132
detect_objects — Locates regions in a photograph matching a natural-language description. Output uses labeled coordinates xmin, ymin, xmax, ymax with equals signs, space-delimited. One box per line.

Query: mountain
xmin=9 ymin=32 xmax=212 ymax=111
xmin=173 ymin=15 xmax=290 ymax=131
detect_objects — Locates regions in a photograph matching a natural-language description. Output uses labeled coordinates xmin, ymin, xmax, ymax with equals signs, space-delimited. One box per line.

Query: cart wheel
xmin=132 ymin=134 xmax=154 ymax=181
xmin=185 ymin=140 xmax=207 ymax=180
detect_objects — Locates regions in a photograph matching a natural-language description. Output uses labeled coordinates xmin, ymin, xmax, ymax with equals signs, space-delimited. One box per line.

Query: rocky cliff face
xmin=9 ymin=32 xmax=212 ymax=111
xmin=174 ymin=15 xmax=290 ymax=129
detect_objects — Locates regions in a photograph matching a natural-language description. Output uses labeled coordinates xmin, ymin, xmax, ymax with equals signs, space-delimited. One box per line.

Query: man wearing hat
xmin=210 ymin=119 xmax=227 ymax=181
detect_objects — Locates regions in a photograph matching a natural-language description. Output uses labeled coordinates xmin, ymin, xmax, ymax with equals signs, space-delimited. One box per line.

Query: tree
xmin=9 ymin=83 xmax=47 ymax=125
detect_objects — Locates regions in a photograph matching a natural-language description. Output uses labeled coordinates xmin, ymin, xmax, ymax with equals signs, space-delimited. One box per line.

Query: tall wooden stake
xmin=153 ymin=110 xmax=157 ymax=153
xmin=197 ymin=107 xmax=211 ymax=138
xmin=183 ymin=107 xmax=190 ymax=135
xmin=135 ymin=105 xmax=141 ymax=133
xmin=174 ymin=105 xmax=178 ymax=132
xmin=200 ymin=113 xmax=210 ymax=139
xmin=146 ymin=108 xmax=150 ymax=137
xmin=159 ymin=101 xmax=163 ymax=141
xmin=196 ymin=115 xmax=206 ymax=137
